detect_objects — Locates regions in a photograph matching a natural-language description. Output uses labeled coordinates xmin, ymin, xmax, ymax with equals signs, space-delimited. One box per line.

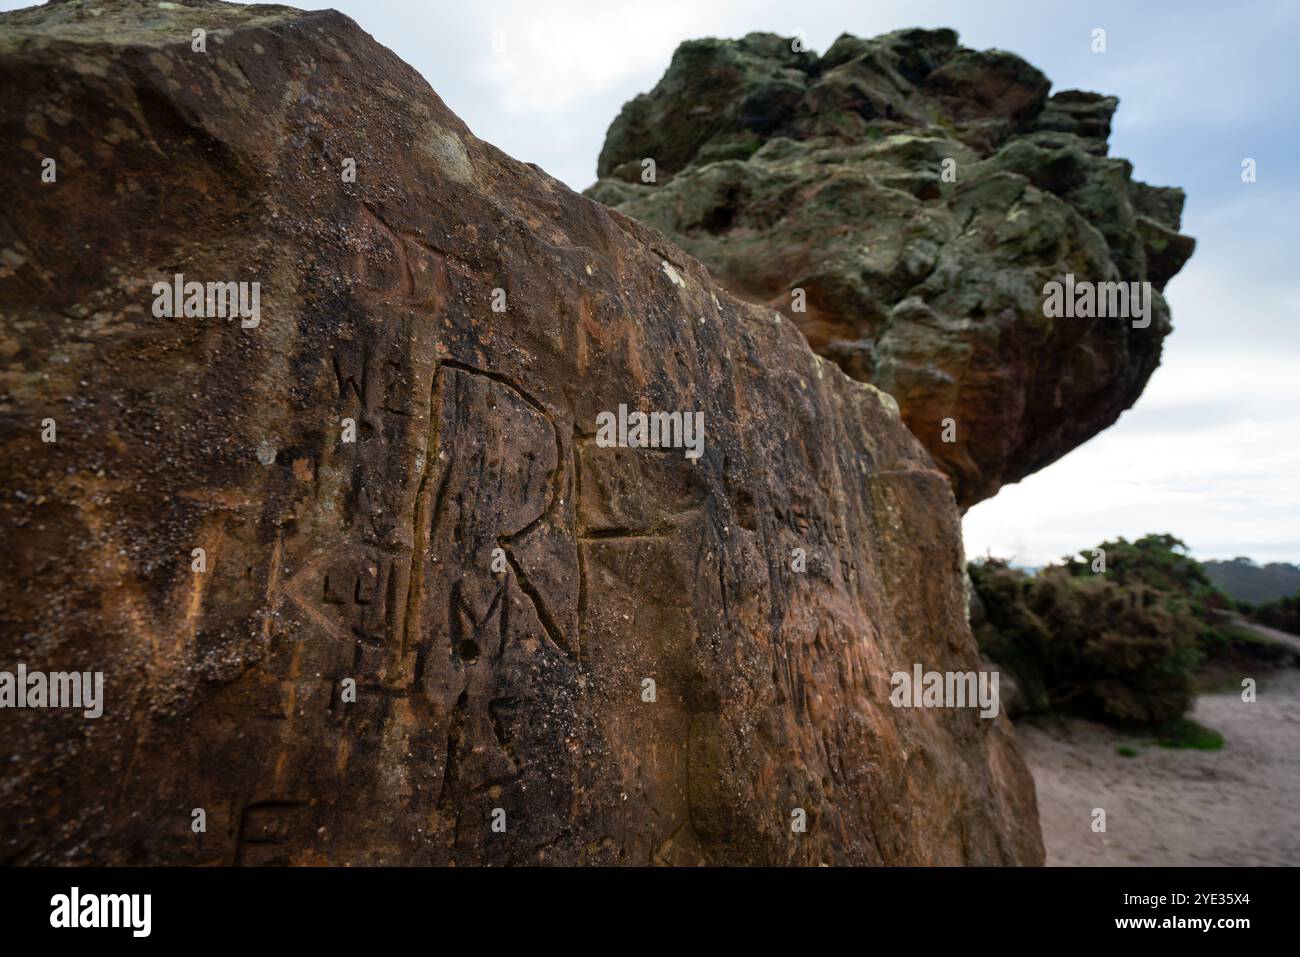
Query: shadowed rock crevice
xmin=587 ymin=29 xmax=1195 ymax=508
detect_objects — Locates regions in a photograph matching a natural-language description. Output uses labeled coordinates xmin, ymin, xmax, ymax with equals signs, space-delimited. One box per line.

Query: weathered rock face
xmin=587 ymin=30 xmax=1195 ymax=508
xmin=0 ymin=0 xmax=1041 ymax=865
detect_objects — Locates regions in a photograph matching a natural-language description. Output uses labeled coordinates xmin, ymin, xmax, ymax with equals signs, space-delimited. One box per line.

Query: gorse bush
xmin=972 ymin=534 xmax=1296 ymax=726
xmin=970 ymin=554 xmax=1201 ymax=725
xmin=1058 ymin=533 xmax=1229 ymax=629
xmin=1246 ymin=593 xmax=1300 ymax=637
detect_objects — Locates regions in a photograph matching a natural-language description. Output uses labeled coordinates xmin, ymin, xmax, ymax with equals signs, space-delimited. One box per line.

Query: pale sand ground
xmin=1018 ymin=666 xmax=1300 ymax=866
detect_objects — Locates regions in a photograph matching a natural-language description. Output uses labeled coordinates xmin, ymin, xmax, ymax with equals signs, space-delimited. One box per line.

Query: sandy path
xmin=1228 ymin=615 xmax=1300 ymax=655
xmin=1018 ymin=668 xmax=1300 ymax=866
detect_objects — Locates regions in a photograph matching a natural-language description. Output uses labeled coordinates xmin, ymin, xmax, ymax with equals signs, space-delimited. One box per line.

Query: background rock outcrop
xmin=0 ymin=0 xmax=1041 ymax=865
xmin=587 ymin=30 xmax=1195 ymax=507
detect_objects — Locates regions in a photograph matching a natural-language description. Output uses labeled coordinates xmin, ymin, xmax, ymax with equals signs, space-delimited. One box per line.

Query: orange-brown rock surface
xmin=0 ymin=0 xmax=1042 ymax=865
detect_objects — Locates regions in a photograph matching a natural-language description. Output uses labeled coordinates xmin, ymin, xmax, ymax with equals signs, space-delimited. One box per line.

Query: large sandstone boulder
xmin=0 ymin=0 xmax=1041 ymax=865
xmin=587 ymin=30 xmax=1195 ymax=508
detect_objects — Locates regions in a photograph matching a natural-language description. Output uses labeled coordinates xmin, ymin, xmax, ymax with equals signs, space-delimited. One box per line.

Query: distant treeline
xmin=1204 ymin=557 xmax=1300 ymax=605
xmin=970 ymin=534 xmax=1298 ymax=727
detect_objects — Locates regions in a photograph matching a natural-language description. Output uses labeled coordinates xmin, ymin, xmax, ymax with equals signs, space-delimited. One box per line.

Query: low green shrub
xmin=970 ymin=555 xmax=1201 ymax=725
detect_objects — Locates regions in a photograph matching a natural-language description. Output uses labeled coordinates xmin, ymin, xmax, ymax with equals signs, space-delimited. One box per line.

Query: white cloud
xmin=963 ymin=348 xmax=1300 ymax=566
xmin=474 ymin=0 xmax=740 ymax=115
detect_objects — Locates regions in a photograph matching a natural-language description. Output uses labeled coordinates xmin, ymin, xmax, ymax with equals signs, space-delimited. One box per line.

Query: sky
xmin=9 ymin=0 xmax=1297 ymax=565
